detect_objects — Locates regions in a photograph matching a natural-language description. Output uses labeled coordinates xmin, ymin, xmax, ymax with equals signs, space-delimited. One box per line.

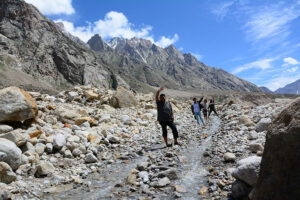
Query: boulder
xmin=107 ymin=135 xmax=120 ymax=144
xmin=120 ymin=115 xmax=131 ymax=125
xmin=232 ymin=156 xmax=261 ymax=187
xmin=127 ymin=173 xmax=137 ymax=185
xmin=238 ymin=115 xmax=254 ymax=127
xmin=157 ymin=169 xmax=178 ymax=180
xmin=248 ymin=130 xmax=258 ymax=140
xmin=0 ymin=87 xmax=37 ymax=122
xmin=0 ymin=162 xmax=16 ymax=184
xmin=55 ymin=104 xmax=88 ymax=124
xmin=224 ymin=152 xmax=236 ymax=162
xmin=255 ymin=118 xmax=271 ymax=132
xmin=0 ymin=138 xmax=22 ymax=170
xmin=85 ymin=153 xmax=98 ymax=163
xmin=0 ymin=183 xmax=11 ymax=200
xmin=231 ymin=180 xmax=252 ymax=200
xmin=53 ymin=134 xmax=66 ymax=150
xmin=138 ymin=171 xmax=149 ymax=183
xmin=0 ymin=125 xmax=13 ymax=134
xmin=0 ymin=129 xmax=28 ymax=147
xmin=35 ymin=161 xmax=55 ymax=177
xmin=253 ymin=98 xmax=300 ymax=200
xmin=35 ymin=143 xmax=46 ymax=155
xmin=110 ymin=87 xmax=138 ymax=108
xmin=157 ymin=177 xmax=170 ymax=187
xmin=248 ymin=143 xmax=264 ymax=153
xmin=85 ymin=90 xmax=99 ymax=101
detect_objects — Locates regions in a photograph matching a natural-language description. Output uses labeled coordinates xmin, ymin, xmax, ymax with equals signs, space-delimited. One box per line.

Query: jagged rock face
xmin=87 ymin=34 xmax=111 ymax=52
xmin=253 ymin=97 xmax=300 ymax=200
xmin=0 ymin=0 xmax=110 ymax=90
xmin=0 ymin=0 xmax=262 ymax=93
xmin=103 ymin=37 xmax=262 ymax=92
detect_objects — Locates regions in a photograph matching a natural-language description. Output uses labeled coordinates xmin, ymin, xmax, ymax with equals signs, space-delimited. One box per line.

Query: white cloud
xmin=212 ymin=1 xmax=235 ymax=20
xmin=56 ymin=11 xmax=179 ymax=47
xmin=25 ymin=0 xmax=75 ymax=15
xmin=55 ymin=20 xmax=93 ymax=42
xmin=263 ymin=74 xmax=300 ymax=91
xmin=283 ymin=57 xmax=299 ymax=65
xmin=286 ymin=67 xmax=299 ymax=73
xmin=233 ymin=58 xmax=274 ymax=74
xmin=244 ymin=3 xmax=300 ymax=44
xmin=191 ymin=53 xmax=204 ymax=61
xmin=155 ymin=34 xmax=179 ymax=48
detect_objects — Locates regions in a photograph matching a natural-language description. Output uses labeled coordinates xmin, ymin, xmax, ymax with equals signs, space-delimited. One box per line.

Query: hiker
xmin=191 ymin=97 xmax=205 ymax=126
xmin=156 ymin=87 xmax=179 ymax=147
xmin=208 ymin=97 xmax=219 ymax=118
xmin=202 ymin=99 xmax=208 ymax=121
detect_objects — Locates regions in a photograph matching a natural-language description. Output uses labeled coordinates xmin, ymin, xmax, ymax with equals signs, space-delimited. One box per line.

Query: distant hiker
xmin=202 ymin=99 xmax=208 ymax=121
xmin=191 ymin=97 xmax=205 ymax=126
xmin=156 ymin=87 xmax=179 ymax=147
xmin=208 ymin=97 xmax=219 ymax=118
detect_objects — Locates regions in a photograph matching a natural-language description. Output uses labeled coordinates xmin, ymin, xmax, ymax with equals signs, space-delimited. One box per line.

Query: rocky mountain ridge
xmin=275 ymin=79 xmax=300 ymax=94
xmin=90 ymin=35 xmax=262 ymax=92
xmin=259 ymin=86 xmax=273 ymax=93
xmin=0 ymin=0 xmax=262 ymax=94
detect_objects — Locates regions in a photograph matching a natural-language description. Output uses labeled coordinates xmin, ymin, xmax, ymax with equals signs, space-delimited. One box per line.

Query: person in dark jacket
xmin=208 ymin=97 xmax=219 ymax=118
xmin=156 ymin=87 xmax=179 ymax=147
xmin=202 ymin=99 xmax=208 ymax=121
xmin=191 ymin=97 xmax=205 ymax=126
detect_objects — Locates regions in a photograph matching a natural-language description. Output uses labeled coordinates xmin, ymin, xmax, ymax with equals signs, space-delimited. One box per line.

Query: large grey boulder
xmin=232 ymin=156 xmax=261 ymax=187
xmin=0 ymin=87 xmax=37 ymax=122
xmin=238 ymin=115 xmax=254 ymax=127
xmin=0 ymin=129 xmax=28 ymax=147
xmin=0 ymin=162 xmax=16 ymax=184
xmin=53 ymin=134 xmax=66 ymax=150
xmin=253 ymin=97 xmax=300 ymax=200
xmin=110 ymin=87 xmax=138 ymax=108
xmin=0 ymin=125 xmax=13 ymax=134
xmin=35 ymin=161 xmax=55 ymax=177
xmin=255 ymin=118 xmax=271 ymax=132
xmin=0 ymin=138 xmax=22 ymax=170
xmin=231 ymin=180 xmax=252 ymax=200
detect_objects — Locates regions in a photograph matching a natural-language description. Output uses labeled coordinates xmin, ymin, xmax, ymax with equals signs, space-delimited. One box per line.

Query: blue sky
xmin=25 ymin=0 xmax=300 ymax=91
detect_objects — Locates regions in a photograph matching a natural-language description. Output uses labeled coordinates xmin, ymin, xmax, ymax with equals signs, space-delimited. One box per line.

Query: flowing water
xmin=173 ymin=116 xmax=221 ymax=199
xmin=46 ymin=116 xmax=220 ymax=200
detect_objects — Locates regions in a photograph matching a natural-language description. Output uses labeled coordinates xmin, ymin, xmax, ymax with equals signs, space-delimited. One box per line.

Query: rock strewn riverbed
xmin=0 ymin=86 xmax=292 ymax=200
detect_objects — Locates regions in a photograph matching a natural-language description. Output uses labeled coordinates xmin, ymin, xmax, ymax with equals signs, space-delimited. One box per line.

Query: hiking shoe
xmin=166 ymin=144 xmax=173 ymax=147
xmin=174 ymin=142 xmax=181 ymax=146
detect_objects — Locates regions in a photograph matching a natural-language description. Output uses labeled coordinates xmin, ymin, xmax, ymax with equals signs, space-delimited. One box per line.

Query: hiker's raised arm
xmin=199 ymin=96 xmax=204 ymax=103
xmin=156 ymin=87 xmax=164 ymax=102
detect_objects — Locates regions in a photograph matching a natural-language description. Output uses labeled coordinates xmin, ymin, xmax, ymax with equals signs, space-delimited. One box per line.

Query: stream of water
xmin=46 ymin=116 xmax=220 ymax=200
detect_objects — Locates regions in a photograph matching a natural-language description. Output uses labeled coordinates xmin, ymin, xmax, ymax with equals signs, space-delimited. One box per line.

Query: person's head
xmin=210 ymin=99 xmax=213 ymax=103
xmin=193 ymin=97 xmax=197 ymax=103
xmin=160 ymin=94 xmax=166 ymax=102
xmin=204 ymin=99 xmax=207 ymax=103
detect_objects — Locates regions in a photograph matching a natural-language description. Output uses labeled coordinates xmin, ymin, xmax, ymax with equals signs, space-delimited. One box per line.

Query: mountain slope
xmin=88 ymin=36 xmax=262 ymax=92
xmin=0 ymin=0 xmax=116 ymax=90
xmin=260 ymin=86 xmax=273 ymax=93
xmin=0 ymin=0 xmax=262 ymax=93
xmin=275 ymin=79 xmax=300 ymax=94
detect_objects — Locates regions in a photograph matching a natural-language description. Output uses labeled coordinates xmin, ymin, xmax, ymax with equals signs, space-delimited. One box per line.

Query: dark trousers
xmin=209 ymin=108 xmax=218 ymax=117
xmin=159 ymin=121 xmax=178 ymax=139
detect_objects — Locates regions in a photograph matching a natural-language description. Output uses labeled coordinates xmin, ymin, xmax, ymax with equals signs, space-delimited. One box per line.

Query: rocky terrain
xmin=259 ymin=87 xmax=273 ymax=94
xmin=88 ymin=35 xmax=262 ymax=92
xmin=0 ymin=85 xmax=297 ymax=200
xmin=0 ymin=0 xmax=262 ymax=93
